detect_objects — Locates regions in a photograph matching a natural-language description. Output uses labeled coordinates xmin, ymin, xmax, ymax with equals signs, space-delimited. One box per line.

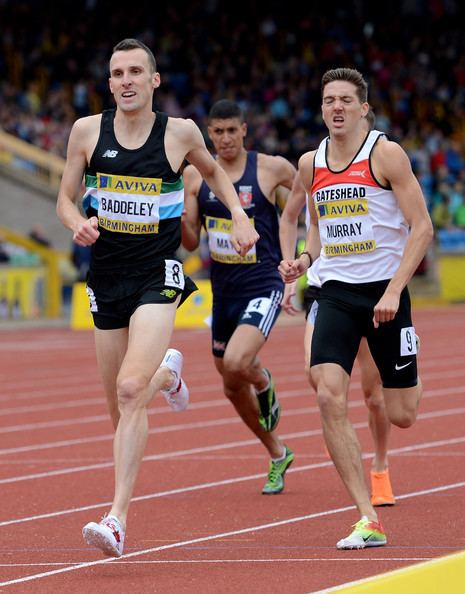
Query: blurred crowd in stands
xmin=1 ymin=0 xmax=465 ymax=238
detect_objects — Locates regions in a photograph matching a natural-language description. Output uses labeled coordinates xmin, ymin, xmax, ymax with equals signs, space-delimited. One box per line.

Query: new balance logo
xmin=160 ymin=289 xmax=177 ymax=298
xmin=102 ymin=150 xmax=118 ymax=158
xmin=348 ymin=170 xmax=367 ymax=178
xmin=395 ymin=361 xmax=413 ymax=371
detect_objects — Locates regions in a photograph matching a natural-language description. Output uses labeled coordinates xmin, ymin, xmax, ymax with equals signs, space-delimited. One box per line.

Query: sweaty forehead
xmin=110 ymin=48 xmax=150 ymax=71
xmin=323 ymin=80 xmax=358 ymax=99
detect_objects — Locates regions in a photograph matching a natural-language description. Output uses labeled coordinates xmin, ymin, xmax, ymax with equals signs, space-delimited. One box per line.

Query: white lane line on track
xmin=0 ymin=391 xmax=456 ymax=455
xmin=1 ymin=433 xmax=465 ymax=527
xmin=0 ymin=379 xmax=463 ymax=439
xmin=0 ymin=557 xmax=434 ymax=567
xmin=1 ymin=481 xmax=465 ymax=587
xmin=0 ymin=352 xmax=463 ymax=406
xmin=0 ymin=356 xmax=465 ymax=408
xmin=1 ymin=401 xmax=465 ymax=485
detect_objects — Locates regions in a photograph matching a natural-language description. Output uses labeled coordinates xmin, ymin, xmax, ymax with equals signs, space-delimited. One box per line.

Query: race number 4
xmin=245 ymin=297 xmax=271 ymax=316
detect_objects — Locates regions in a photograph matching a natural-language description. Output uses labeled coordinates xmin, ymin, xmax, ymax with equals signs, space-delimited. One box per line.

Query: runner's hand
xmin=278 ymin=258 xmax=306 ymax=283
xmin=281 ymin=281 xmax=300 ymax=315
xmin=373 ymin=290 xmax=400 ymax=328
xmin=230 ymin=212 xmax=259 ymax=257
xmin=73 ymin=216 xmax=100 ymax=247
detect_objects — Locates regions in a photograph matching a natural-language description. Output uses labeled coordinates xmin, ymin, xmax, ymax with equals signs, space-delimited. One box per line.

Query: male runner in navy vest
xmin=182 ymin=100 xmax=296 ymax=495
xmin=57 ymin=40 xmax=258 ymax=557
xmin=280 ymin=68 xmax=433 ymax=550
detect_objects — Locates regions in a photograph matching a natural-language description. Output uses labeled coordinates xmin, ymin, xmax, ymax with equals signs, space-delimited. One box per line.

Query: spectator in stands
xmin=454 ymin=195 xmax=465 ymax=229
xmin=2 ymin=1 xmax=465 ymax=186
xmin=71 ymin=242 xmax=91 ymax=282
xmin=432 ymin=191 xmax=455 ymax=230
xmin=28 ymin=224 xmax=52 ymax=247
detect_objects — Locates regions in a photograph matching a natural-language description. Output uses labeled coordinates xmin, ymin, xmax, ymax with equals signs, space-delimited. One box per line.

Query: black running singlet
xmin=83 ymin=110 xmax=184 ymax=272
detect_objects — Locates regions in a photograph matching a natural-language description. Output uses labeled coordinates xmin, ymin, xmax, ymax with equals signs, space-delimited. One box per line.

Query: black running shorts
xmin=303 ymin=285 xmax=321 ymax=320
xmin=86 ymin=258 xmax=197 ymax=330
xmin=310 ymin=279 xmax=418 ymax=389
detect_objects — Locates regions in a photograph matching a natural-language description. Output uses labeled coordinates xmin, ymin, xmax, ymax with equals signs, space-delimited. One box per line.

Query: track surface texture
xmin=0 ymin=304 xmax=464 ymax=593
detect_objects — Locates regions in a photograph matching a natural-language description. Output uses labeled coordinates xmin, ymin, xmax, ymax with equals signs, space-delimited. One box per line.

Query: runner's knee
xmin=384 ymin=385 xmax=420 ymax=428
xmin=316 ymin=386 xmax=346 ymax=420
xmin=389 ymin=410 xmax=416 ymax=428
xmin=364 ymin=389 xmax=385 ymax=414
xmin=117 ymin=374 xmax=149 ymax=408
xmin=223 ymin=351 xmax=253 ymax=376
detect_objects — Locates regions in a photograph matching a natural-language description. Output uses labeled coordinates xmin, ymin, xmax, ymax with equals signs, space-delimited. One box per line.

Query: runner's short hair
xmin=321 ymin=68 xmax=368 ymax=103
xmin=112 ymin=38 xmax=157 ymax=73
xmin=208 ymin=99 xmax=244 ymax=122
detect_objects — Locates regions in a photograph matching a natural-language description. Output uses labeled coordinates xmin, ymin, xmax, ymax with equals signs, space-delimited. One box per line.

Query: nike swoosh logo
xmin=395 ymin=361 xmax=413 ymax=371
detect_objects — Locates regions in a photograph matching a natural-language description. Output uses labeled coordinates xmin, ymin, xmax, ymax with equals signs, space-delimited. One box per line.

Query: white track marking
xmin=1 ymin=433 xmax=465 ymax=527
xmin=1 ymin=481 xmax=465 ymax=587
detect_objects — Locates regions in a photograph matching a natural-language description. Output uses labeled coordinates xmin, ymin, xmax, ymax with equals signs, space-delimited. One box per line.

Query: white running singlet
xmin=312 ymin=130 xmax=409 ymax=284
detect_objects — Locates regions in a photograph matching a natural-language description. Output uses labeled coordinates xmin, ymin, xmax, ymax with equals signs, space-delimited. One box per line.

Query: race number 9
xmin=400 ymin=326 xmax=417 ymax=356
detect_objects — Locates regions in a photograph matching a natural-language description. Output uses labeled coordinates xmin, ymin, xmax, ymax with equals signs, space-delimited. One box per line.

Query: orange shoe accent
xmin=370 ymin=469 xmax=395 ymax=506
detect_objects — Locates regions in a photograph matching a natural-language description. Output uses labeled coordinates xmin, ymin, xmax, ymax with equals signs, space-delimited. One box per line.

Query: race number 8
xmin=165 ymin=259 xmax=185 ymax=290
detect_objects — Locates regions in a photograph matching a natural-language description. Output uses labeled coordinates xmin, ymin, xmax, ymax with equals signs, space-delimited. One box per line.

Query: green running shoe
xmin=336 ymin=516 xmax=387 ymax=549
xmin=256 ymin=369 xmax=281 ymax=432
xmin=262 ymin=446 xmax=294 ymax=494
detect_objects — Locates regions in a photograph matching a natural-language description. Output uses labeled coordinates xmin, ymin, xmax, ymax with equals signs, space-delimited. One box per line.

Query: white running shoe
xmin=336 ymin=516 xmax=387 ymax=550
xmin=160 ymin=348 xmax=189 ymax=412
xmin=82 ymin=514 xmax=125 ymax=557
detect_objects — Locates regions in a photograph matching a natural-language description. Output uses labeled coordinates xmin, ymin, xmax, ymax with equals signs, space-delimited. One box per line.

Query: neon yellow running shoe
xmin=336 ymin=516 xmax=387 ymax=550
xmin=262 ymin=446 xmax=294 ymax=494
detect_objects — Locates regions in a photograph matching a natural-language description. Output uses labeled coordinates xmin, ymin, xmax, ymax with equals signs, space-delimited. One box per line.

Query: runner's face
xmin=109 ymin=48 xmax=160 ymax=112
xmin=208 ymin=118 xmax=247 ymax=161
xmin=321 ymin=81 xmax=368 ymax=137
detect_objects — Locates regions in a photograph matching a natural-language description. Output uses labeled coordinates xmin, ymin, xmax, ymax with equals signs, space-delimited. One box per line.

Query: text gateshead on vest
xmin=314 ymin=186 xmax=366 ymax=202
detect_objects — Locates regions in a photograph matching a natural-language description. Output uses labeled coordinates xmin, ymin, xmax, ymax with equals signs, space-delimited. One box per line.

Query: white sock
xmin=271 ymin=446 xmax=287 ymax=463
xmin=163 ymin=369 xmax=179 ymax=393
xmin=255 ymin=370 xmax=270 ymax=394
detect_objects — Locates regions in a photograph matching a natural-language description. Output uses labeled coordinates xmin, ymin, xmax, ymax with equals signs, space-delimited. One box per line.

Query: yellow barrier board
xmin=321 ymin=550 xmax=465 ymax=594
xmin=0 ymin=225 xmax=62 ymax=318
xmin=438 ymin=254 xmax=465 ymax=302
xmin=70 ymin=282 xmax=93 ymax=330
xmin=175 ymin=279 xmax=212 ymax=328
xmin=0 ymin=266 xmax=46 ymax=321
xmin=71 ymin=279 xmax=213 ymax=330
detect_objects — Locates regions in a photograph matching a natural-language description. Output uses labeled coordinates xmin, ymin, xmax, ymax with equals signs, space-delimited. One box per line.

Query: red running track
xmin=0 ymin=304 xmax=464 ymax=593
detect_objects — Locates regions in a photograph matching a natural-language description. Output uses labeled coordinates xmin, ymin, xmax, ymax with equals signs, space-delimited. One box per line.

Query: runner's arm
xmin=279 ymin=173 xmax=307 ymax=313
xmin=56 ymin=118 xmax=100 ymax=247
xmin=279 ymin=153 xmax=319 ymax=283
xmin=181 ymin=165 xmax=203 ymax=251
xmin=372 ymin=141 xmax=433 ymax=326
